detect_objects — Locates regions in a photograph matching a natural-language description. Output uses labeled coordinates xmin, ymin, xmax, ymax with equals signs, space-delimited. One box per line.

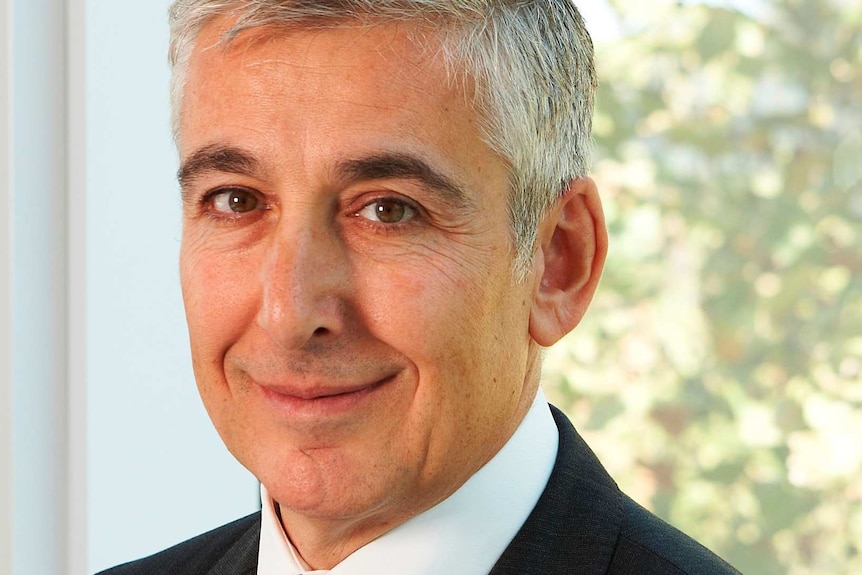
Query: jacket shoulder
xmin=608 ymin=496 xmax=741 ymax=575
xmin=95 ymin=512 xmax=261 ymax=575
xmin=491 ymin=406 xmax=742 ymax=575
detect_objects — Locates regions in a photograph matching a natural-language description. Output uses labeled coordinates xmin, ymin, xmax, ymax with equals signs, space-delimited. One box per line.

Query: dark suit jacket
xmin=97 ymin=407 xmax=741 ymax=574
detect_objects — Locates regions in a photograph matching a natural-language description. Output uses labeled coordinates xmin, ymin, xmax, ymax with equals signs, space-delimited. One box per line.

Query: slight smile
xmin=253 ymin=373 xmax=400 ymax=421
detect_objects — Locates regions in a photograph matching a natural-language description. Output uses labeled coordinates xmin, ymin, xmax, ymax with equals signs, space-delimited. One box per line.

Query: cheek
xmin=180 ymin=238 xmax=261 ymax=361
xmin=359 ymin=254 xmax=517 ymax=376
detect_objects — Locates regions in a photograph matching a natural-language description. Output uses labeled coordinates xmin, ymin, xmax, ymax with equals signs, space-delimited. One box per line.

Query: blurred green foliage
xmin=543 ymin=1 xmax=862 ymax=573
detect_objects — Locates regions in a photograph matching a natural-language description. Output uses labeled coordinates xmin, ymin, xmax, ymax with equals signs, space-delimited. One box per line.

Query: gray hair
xmin=168 ymin=0 xmax=597 ymax=279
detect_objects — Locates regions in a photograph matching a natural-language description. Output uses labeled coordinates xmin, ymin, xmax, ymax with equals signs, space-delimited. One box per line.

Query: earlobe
xmin=528 ymin=177 xmax=608 ymax=347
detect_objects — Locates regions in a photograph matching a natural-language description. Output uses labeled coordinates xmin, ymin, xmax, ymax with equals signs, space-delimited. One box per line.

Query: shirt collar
xmin=258 ymin=388 xmax=558 ymax=575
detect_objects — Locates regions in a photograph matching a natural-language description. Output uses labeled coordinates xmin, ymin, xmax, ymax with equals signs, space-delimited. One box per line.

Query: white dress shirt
xmin=258 ymin=389 xmax=559 ymax=575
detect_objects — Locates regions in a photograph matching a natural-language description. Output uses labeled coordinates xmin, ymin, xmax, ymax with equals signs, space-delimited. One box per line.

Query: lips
xmin=258 ymin=378 xmax=385 ymax=400
xmin=251 ymin=372 xmax=398 ymax=420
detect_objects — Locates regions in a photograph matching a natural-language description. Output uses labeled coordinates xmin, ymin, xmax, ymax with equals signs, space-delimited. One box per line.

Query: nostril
xmin=313 ymin=327 xmax=329 ymax=337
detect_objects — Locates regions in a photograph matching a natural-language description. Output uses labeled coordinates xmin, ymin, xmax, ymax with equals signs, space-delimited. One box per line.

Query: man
xmin=100 ymin=1 xmax=740 ymax=573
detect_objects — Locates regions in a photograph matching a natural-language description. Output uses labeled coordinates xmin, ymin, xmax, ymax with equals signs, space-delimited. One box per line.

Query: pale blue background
xmin=85 ymin=1 xmax=256 ymax=571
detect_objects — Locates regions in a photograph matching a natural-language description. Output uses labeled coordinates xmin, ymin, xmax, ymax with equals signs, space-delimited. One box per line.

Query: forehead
xmin=177 ymin=17 xmax=508 ymax=197
xmin=182 ymin=16 xmax=467 ymax=122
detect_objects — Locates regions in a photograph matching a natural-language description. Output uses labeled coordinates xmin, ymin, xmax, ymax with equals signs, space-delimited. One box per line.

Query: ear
xmin=529 ymin=177 xmax=608 ymax=347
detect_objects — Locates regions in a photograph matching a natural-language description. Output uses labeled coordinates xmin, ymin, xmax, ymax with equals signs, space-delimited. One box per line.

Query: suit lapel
xmin=207 ymin=515 xmax=260 ymax=575
xmin=489 ymin=406 xmax=623 ymax=575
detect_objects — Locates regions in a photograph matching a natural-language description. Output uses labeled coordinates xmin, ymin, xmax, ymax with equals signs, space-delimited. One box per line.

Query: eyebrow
xmin=177 ymin=144 xmax=262 ymax=200
xmin=178 ymin=145 xmax=470 ymax=207
xmin=335 ymin=153 xmax=470 ymax=208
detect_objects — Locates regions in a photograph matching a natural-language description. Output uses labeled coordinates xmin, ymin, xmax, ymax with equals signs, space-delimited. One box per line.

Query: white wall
xmin=84 ymin=0 xmax=257 ymax=572
xmin=11 ymin=0 xmax=72 ymax=573
xmin=1 ymin=0 xmax=257 ymax=573
xmin=1 ymin=0 xmax=13 ymax=572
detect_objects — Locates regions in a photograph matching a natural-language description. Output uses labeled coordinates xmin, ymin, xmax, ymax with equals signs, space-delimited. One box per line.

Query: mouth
xmin=254 ymin=373 xmax=397 ymax=419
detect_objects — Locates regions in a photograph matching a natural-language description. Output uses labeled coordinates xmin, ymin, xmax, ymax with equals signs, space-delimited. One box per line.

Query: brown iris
xmin=374 ymin=200 xmax=406 ymax=223
xmin=227 ymin=189 xmax=258 ymax=213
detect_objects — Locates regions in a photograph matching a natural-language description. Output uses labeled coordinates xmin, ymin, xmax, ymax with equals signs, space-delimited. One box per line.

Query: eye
xmin=357 ymin=198 xmax=417 ymax=224
xmin=208 ymin=188 xmax=260 ymax=214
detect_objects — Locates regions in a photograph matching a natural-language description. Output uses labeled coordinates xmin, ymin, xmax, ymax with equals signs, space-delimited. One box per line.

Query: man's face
xmin=178 ymin=19 xmax=544 ymax=538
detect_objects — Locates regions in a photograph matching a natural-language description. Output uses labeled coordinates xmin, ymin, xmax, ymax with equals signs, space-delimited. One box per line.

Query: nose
xmin=256 ymin=222 xmax=350 ymax=350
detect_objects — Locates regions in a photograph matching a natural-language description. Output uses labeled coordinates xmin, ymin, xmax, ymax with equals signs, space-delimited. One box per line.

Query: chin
xmin=250 ymin=441 xmax=401 ymax=521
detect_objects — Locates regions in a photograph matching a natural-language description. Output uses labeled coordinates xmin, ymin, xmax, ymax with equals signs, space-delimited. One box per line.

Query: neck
xmin=279 ymin=499 xmax=429 ymax=569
